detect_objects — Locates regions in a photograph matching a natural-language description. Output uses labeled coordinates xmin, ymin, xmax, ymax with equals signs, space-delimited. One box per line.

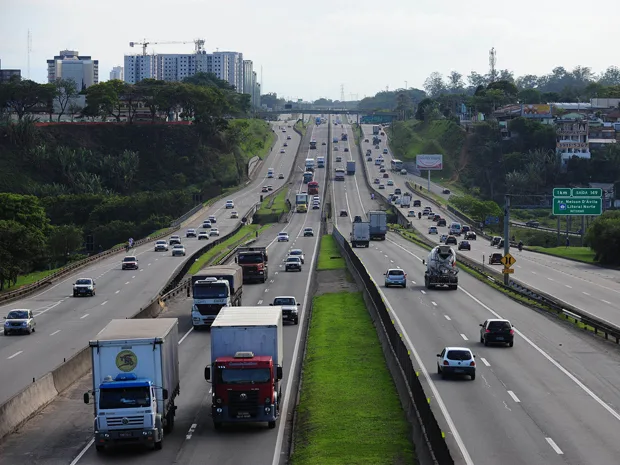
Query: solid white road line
xmin=545 ymin=437 xmax=564 ymax=454
xmin=507 ymin=390 xmax=521 ymax=403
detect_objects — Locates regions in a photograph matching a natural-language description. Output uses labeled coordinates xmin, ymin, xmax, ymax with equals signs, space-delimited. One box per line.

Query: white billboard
xmin=416 ymin=154 xmax=443 ymax=171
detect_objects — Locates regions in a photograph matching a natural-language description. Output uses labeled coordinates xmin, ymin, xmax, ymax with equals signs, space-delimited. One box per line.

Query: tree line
xmin=0 ymin=72 xmax=251 ymax=124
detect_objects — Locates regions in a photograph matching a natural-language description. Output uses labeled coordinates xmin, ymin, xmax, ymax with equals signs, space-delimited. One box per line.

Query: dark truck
xmin=235 ymin=246 xmax=269 ymax=283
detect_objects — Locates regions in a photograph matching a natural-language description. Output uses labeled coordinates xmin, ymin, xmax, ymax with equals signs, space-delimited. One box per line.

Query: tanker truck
xmin=422 ymin=245 xmax=458 ymax=290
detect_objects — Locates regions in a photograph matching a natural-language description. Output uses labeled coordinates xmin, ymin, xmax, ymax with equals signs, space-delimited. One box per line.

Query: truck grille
xmin=228 ymin=390 xmax=259 ymax=418
xmin=196 ymin=304 xmax=220 ymax=316
xmin=106 ymin=415 xmax=144 ymax=428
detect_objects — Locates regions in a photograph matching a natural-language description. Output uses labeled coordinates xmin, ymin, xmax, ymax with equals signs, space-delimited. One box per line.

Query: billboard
xmin=416 ymin=154 xmax=443 ymax=171
xmin=521 ymin=104 xmax=552 ymax=118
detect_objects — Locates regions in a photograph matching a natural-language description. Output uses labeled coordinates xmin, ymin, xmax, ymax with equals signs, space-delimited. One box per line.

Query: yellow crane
xmin=129 ymin=39 xmax=206 ymax=56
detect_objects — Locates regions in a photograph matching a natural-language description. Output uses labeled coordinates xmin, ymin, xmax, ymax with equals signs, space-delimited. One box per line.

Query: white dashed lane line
xmin=546 ymin=438 xmax=564 ymax=455
xmin=7 ymin=351 xmax=23 ymax=359
xmin=50 ymin=330 xmax=61 ymax=336
xmin=431 ymin=301 xmax=437 ymax=307
xmin=480 ymin=357 xmax=490 ymax=367
xmin=460 ymin=333 xmax=468 ymax=341
xmin=80 ymin=314 xmax=89 ymax=319
xmin=444 ymin=315 xmax=451 ymax=321
xmin=420 ymin=290 xmax=426 ymax=295
xmin=115 ymin=290 xmax=120 ymax=294
xmin=507 ymin=390 xmax=521 ymax=403
xmin=257 ymin=300 xmax=263 ymax=305
xmin=101 ymin=301 xmax=108 ymax=306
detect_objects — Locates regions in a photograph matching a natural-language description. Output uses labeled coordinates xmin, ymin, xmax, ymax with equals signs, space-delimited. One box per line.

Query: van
xmin=449 ymin=222 xmax=462 ymax=236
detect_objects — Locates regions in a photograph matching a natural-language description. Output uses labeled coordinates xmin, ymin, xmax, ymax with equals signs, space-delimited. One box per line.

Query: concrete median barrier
xmin=0 ymin=373 xmax=58 ymax=441
xmin=51 ymin=347 xmax=92 ymax=394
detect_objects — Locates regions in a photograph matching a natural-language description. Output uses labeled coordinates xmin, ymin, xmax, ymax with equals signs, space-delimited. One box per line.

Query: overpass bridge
xmin=257 ymin=109 xmax=397 ymax=124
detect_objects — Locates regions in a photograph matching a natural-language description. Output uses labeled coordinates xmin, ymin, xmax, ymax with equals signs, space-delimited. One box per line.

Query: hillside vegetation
xmin=389 ymin=120 xmax=466 ymax=177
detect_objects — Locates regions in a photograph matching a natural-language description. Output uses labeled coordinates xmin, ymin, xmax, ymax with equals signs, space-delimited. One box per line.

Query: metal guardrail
xmin=0 ymin=225 xmax=181 ymax=305
xmin=170 ymin=203 xmax=203 ymax=227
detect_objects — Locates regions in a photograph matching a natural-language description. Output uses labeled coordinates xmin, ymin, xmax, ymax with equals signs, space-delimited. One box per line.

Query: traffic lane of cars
xmin=359 ymin=136 xmax=620 ymax=320
xmin=359 ymin=235 xmax=620 ymax=465
xmin=0 ymin=129 xmax=300 ymax=404
xmin=66 ymin=221 xmax=316 ymax=465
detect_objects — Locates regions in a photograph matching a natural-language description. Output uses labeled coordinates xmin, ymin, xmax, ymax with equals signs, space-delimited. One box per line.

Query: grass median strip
xmin=188 ymin=224 xmax=270 ymax=274
xmin=528 ymin=246 xmax=596 ymax=264
xmin=292 ymin=291 xmax=414 ymax=465
xmin=257 ymin=189 xmax=289 ymax=216
xmin=316 ymin=235 xmax=345 ymax=270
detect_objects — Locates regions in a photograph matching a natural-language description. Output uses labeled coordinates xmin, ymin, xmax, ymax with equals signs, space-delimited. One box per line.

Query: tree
xmin=598 ymin=66 xmax=620 ymax=86
xmin=415 ymin=98 xmax=435 ymax=120
xmin=423 ymin=72 xmax=447 ymax=98
xmin=47 ymin=224 xmax=83 ymax=265
xmin=0 ymin=77 xmax=53 ymax=121
xmin=515 ymin=74 xmax=539 ymax=89
xmin=467 ymin=71 xmax=487 ymax=89
xmin=183 ymin=72 xmax=235 ymax=91
xmin=447 ymin=71 xmax=464 ymax=94
xmin=585 ymin=211 xmax=620 ymax=265
xmin=517 ymin=88 xmax=541 ymax=104
xmin=85 ymin=80 xmax=126 ymax=121
xmin=136 ymin=79 xmax=169 ymax=122
xmin=53 ymin=78 xmax=79 ymax=121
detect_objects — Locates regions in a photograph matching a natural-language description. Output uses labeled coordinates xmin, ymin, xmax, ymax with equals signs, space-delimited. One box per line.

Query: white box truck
xmin=205 ymin=306 xmax=283 ymax=429
xmin=350 ymin=221 xmax=370 ymax=248
xmin=401 ymin=194 xmax=412 ymax=208
xmin=84 ymin=319 xmax=180 ymax=452
xmin=368 ymin=210 xmax=387 ymax=240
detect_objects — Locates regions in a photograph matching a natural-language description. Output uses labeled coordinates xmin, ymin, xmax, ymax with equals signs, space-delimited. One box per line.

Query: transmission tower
xmin=27 ymin=30 xmax=32 ymax=79
xmin=340 ymin=84 xmax=345 ymax=102
xmin=489 ymin=47 xmax=497 ymax=83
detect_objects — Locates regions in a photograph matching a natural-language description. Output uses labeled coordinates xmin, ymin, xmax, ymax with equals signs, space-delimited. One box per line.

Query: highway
xmin=0 ymin=117 xmax=330 ymax=465
xmin=329 ymin=118 xmax=620 ymax=465
xmin=0 ymin=119 xmax=300 ymax=406
xmin=360 ymin=124 xmax=620 ymax=326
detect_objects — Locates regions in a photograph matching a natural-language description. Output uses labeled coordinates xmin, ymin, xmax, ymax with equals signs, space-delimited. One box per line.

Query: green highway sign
xmin=572 ymin=188 xmax=602 ymax=198
xmin=552 ymin=187 xmax=603 ymax=198
xmin=553 ymin=188 xmax=571 ymax=197
xmin=553 ymin=197 xmax=602 ymax=215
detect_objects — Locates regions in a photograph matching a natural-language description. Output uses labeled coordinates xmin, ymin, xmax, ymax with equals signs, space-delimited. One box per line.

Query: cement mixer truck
xmin=422 ymin=245 xmax=458 ymax=290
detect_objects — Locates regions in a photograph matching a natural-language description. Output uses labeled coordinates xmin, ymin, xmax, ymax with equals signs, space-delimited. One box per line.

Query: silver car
xmin=73 ymin=278 xmax=96 ymax=297
xmin=154 ymin=240 xmax=169 ymax=251
xmin=172 ymin=244 xmax=186 ymax=256
xmin=4 ymin=309 xmax=36 ymax=335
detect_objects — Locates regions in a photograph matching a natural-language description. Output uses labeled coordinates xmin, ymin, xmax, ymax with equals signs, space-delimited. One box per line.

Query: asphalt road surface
xmin=0 ymin=118 xmax=330 ymax=465
xmin=360 ymin=124 xmax=620 ymax=326
xmin=332 ymin=119 xmax=620 ymax=465
xmin=0 ymin=120 xmax=300 ymax=406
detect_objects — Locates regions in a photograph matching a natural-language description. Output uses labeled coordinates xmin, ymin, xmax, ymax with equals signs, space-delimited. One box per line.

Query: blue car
xmin=384 ymin=268 xmax=407 ymax=288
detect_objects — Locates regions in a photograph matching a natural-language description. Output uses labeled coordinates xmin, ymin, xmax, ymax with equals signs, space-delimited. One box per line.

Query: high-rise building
xmin=109 ymin=66 xmax=124 ymax=81
xmin=243 ymin=60 xmax=253 ymax=95
xmin=0 ymin=59 xmax=21 ymax=83
xmin=47 ymin=50 xmax=98 ymax=90
xmin=211 ymin=51 xmax=243 ymax=92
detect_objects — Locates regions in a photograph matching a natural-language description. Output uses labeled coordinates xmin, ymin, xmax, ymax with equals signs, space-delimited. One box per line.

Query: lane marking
xmin=531 ymin=271 xmax=537 ymax=275
xmin=264 ymin=288 xmax=269 ymax=293
xmin=186 ymin=423 xmax=198 ymax=440
xmin=411 ymin=280 xmax=417 ymax=285
xmin=480 ymin=357 xmax=490 ymax=367
xmin=546 ymin=437 xmax=563 ymax=455
xmin=33 ymin=301 xmax=62 ymax=317
xmin=460 ymin=333 xmax=468 ymax=341
xmin=115 ymin=290 xmax=120 ymax=294
xmin=178 ymin=327 xmax=193 ymax=345
xmin=444 ymin=315 xmax=451 ymax=320
xmin=125 ymin=281 xmax=130 ymax=285
xmin=80 ymin=314 xmax=89 ymax=319
xmin=132 ymin=275 xmax=136 ymax=279
xmin=564 ymin=284 xmax=572 ymax=289
xmin=69 ymin=439 xmax=94 ymax=465
xmin=547 ymin=277 xmax=554 ymax=281
xmin=101 ymin=301 xmax=108 ymax=306
xmin=140 ymin=269 xmax=144 ymax=272
xmin=431 ymin=301 xmax=437 ymax=307
xmin=507 ymin=390 xmax=521 ymax=403
xmin=257 ymin=299 xmax=263 ymax=305
xmin=7 ymin=351 xmax=23 ymax=359
xmin=50 ymin=330 xmax=61 ymax=336
xmin=583 ymin=291 xmax=590 ymax=296
xmin=420 ymin=290 xmax=426 ymax=295
xmin=148 ymin=263 xmax=152 ymax=266
xmin=602 ymin=300 xmax=612 ymax=305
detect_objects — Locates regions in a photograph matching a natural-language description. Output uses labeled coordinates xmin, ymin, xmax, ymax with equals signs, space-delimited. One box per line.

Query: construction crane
xmin=129 ymin=39 xmax=206 ymax=56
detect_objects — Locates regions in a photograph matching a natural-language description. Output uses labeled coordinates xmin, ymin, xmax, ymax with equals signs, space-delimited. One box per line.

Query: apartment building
xmin=0 ymin=60 xmax=21 ymax=83
xmin=109 ymin=66 xmax=124 ymax=81
xmin=47 ymin=50 xmax=98 ymax=90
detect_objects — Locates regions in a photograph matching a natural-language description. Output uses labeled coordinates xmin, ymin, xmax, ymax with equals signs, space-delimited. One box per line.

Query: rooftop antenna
xmin=27 ymin=30 xmax=32 ymax=79
xmin=489 ymin=47 xmax=497 ymax=83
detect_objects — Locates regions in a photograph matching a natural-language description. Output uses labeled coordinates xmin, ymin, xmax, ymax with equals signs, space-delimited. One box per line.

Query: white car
xmin=230 ymin=211 xmax=239 ymax=218
xmin=172 ymin=244 xmax=186 ymax=256
xmin=437 ymin=347 xmax=476 ymax=380
xmin=73 ymin=278 xmax=96 ymax=297
xmin=209 ymin=228 xmax=220 ymax=236
xmin=288 ymin=248 xmax=305 ymax=264
xmin=428 ymin=226 xmax=438 ymax=234
xmin=280 ymin=149 xmax=285 ymax=153
xmin=287 ymin=135 xmax=292 ymax=140
xmin=225 ymin=200 xmax=234 ymax=209
xmin=208 ymin=215 xmax=217 ymax=224
xmin=379 ymin=184 xmax=385 ymax=189
xmin=271 ymin=296 xmax=300 ymax=325
xmin=278 ymin=173 xmax=285 ymax=179
xmin=186 ymin=228 xmax=197 ymax=238
xmin=3 ymin=309 xmax=36 ymax=335
xmin=169 ymin=235 xmax=181 ymax=245
xmin=198 ymin=231 xmax=209 ymax=240
xmin=277 ymin=232 xmax=289 ymax=242
xmin=202 ymin=221 xmax=212 ymax=229
xmin=407 ymin=210 xmax=416 ymax=217
xmin=154 ymin=240 xmax=169 ymax=251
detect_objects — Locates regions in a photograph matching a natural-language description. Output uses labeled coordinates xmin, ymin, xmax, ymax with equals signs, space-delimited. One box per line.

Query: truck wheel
xmin=95 ymin=445 xmax=105 ymax=452
xmin=154 ymin=438 xmax=163 ymax=450
xmin=164 ymin=408 xmax=175 ymax=433
xmin=294 ymin=317 xmax=299 ymax=325
xmin=268 ymin=421 xmax=276 ymax=429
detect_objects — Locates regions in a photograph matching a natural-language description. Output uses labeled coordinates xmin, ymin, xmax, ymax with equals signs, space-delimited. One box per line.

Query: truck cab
xmin=191 ymin=266 xmax=243 ymax=328
xmin=235 ymin=247 xmax=269 ymax=283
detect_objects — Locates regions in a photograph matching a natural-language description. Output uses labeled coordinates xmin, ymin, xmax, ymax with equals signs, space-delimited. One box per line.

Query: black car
xmin=488 ymin=253 xmax=503 ymax=265
xmin=458 ymin=240 xmax=471 ymax=250
xmin=525 ymin=220 xmax=540 ymax=228
xmin=340 ymin=210 xmax=348 ymax=217
xmin=465 ymin=231 xmax=476 ymax=240
xmin=413 ymin=200 xmax=421 ymax=207
xmin=480 ymin=319 xmax=514 ymax=347
xmin=437 ymin=219 xmax=447 ymax=227
xmin=445 ymin=235 xmax=457 ymax=245
xmin=490 ymin=236 xmax=502 ymax=247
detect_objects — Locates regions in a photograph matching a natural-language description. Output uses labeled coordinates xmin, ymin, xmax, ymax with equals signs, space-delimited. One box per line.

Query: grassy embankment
xmin=291 ymin=235 xmax=414 ymax=465
xmin=254 ymin=189 xmax=290 ymax=224
xmin=294 ymin=119 xmax=309 ymax=136
xmin=188 ymin=223 xmax=271 ymax=274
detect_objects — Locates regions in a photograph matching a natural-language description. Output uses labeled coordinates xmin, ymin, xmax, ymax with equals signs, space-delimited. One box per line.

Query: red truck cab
xmin=206 ymin=352 xmax=282 ymax=429
xmin=235 ymin=247 xmax=269 ymax=283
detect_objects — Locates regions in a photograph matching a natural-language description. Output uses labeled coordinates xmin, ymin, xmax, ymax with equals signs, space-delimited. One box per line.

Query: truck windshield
xmin=99 ymin=386 xmax=150 ymax=409
xmin=238 ymin=254 xmax=263 ymax=264
xmin=218 ymin=368 xmax=271 ymax=384
xmin=193 ymin=283 xmax=228 ymax=299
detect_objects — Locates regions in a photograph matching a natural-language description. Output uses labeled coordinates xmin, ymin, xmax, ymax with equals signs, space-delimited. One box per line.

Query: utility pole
xmin=503 ymin=194 xmax=511 ymax=285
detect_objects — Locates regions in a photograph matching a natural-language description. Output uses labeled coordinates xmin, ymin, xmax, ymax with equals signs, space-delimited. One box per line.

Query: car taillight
xmin=443 ymin=360 xmax=449 ymax=366
xmin=485 ymin=329 xmax=491 ymax=333
xmin=510 ymin=329 xmax=514 ymax=335
xmin=470 ymin=361 xmax=475 ymax=366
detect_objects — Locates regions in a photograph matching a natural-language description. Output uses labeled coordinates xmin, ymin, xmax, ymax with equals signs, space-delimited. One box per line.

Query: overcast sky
xmin=1 ymin=0 xmax=618 ymax=101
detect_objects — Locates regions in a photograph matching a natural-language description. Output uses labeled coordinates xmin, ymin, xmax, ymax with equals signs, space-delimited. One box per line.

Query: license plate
xmin=454 ymin=369 xmax=464 ymax=373
xmin=496 ymin=337 xmax=504 ymax=340
xmin=119 ymin=432 xmax=132 ymax=438
xmin=237 ymin=412 xmax=250 ymax=418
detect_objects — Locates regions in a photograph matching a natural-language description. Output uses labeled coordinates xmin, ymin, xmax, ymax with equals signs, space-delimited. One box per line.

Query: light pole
xmin=405 ymin=81 xmax=408 ymax=89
